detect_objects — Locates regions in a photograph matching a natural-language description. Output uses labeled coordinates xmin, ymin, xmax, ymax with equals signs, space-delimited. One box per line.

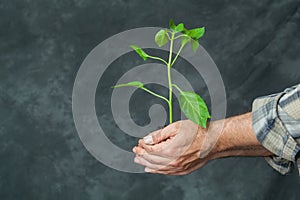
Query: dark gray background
xmin=1 ymin=0 xmax=300 ymax=199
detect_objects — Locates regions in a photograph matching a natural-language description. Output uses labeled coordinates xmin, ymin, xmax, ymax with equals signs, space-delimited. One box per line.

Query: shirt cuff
xmin=252 ymin=91 xmax=300 ymax=175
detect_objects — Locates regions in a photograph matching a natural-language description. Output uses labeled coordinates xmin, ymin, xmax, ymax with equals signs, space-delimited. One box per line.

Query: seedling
xmin=113 ymin=19 xmax=210 ymax=128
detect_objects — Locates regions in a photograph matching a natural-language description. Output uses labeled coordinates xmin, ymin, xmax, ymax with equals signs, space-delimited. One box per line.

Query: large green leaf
xmin=112 ymin=81 xmax=144 ymax=88
xmin=179 ymin=91 xmax=210 ymax=128
xmin=130 ymin=45 xmax=149 ymax=61
xmin=189 ymin=27 xmax=205 ymax=39
xmin=155 ymin=29 xmax=169 ymax=47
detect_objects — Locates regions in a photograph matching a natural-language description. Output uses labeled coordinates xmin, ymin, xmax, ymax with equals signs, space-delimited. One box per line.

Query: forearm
xmin=211 ymin=112 xmax=274 ymax=160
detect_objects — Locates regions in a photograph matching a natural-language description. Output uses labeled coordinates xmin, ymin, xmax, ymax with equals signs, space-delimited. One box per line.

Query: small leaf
xmin=169 ymin=19 xmax=184 ymax=32
xmin=169 ymin=19 xmax=176 ymax=30
xmin=181 ymin=35 xmax=191 ymax=46
xmin=178 ymin=91 xmax=210 ymax=128
xmin=112 ymin=81 xmax=144 ymax=88
xmin=174 ymin=23 xmax=184 ymax=32
xmin=191 ymin=39 xmax=199 ymax=52
xmin=189 ymin=27 xmax=205 ymax=39
xmin=130 ymin=45 xmax=148 ymax=61
xmin=155 ymin=29 xmax=169 ymax=47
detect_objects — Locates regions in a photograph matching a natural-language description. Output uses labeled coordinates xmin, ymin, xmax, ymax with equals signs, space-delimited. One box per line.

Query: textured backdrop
xmin=1 ymin=0 xmax=300 ymax=199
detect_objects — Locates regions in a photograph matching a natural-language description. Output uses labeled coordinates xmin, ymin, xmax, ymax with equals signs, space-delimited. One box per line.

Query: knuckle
xmin=169 ymin=162 xmax=178 ymax=167
xmin=144 ymin=146 xmax=153 ymax=152
xmin=153 ymin=131 xmax=162 ymax=143
xmin=148 ymin=146 xmax=155 ymax=152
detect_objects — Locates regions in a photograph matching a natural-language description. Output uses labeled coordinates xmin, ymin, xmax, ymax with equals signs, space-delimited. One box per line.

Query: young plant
xmin=113 ymin=19 xmax=210 ymax=128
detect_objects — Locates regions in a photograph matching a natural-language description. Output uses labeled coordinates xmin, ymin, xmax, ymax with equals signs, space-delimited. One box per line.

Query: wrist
xmin=210 ymin=113 xmax=273 ymax=160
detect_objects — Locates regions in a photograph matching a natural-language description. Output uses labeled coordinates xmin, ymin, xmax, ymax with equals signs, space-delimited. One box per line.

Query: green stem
xmin=147 ymin=55 xmax=168 ymax=65
xmin=140 ymin=87 xmax=169 ymax=103
xmin=174 ymin=34 xmax=190 ymax=40
xmin=172 ymin=84 xmax=184 ymax=94
xmin=166 ymin=29 xmax=173 ymax=35
xmin=167 ymin=32 xmax=175 ymax=124
xmin=166 ymin=30 xmax=171 ymax=40
xmin=171 ymin=43 xmax=185 ymax=66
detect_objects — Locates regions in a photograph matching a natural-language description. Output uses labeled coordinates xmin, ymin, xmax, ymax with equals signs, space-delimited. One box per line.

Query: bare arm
xmin=211 ymin=112 xmax=273 ymax=160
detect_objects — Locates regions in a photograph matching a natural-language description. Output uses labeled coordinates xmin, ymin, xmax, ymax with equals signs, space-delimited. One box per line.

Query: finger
xmin=166 ymin=162 xmax=206 ymax=176
xmin=139 ymin=140 xmax=168 ymax=155
xmin=145 ymin=167 xmax=183 ymax=175
xmin=134 ymin=156 xmax=173 ymax=171
xmin=133 ymin=146 xmax=171 ymax=162
xmin=144 ymin=163 xmax=185 ymax=175
xmin=143 ymin=122 xmax=179 ymax=145
xmin=142 ymin=129 xmax=160 ymax=145
xmin=133 ymin=146 xmax=172 ymax=165
xmin=144 ymin=167 xmax=173 ymax=174
xmin=151 ymin=160 xmax=208 ymax=176
xmin=138 ymin=139 xmax=144 ymax=147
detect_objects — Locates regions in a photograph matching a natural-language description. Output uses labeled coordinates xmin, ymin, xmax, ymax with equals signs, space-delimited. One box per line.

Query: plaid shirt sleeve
xmin=252 ymin=84 xmax=300 ymax=175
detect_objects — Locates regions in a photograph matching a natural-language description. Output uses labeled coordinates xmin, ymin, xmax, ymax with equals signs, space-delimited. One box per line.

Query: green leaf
xmin=174 ymin=23 xmax=184 ymax=32
xmin=178 ymin=91 xmax=210 ymax=128
xmin=130 ymin=45 xmax=148 ymax=61
xmin=182 ymin=28 xmax=190 ymax=35
xmin=181 ymin=35 xmax=191 ymax=46
xmin=169 ymin=19 xmax=184 ymax=32
xmin=189 ymin=27 xmax=205 ymax=39
xmin=112 ymin=81 xmax=144 ymax=88
xmin=191 ymin=39 xmax=199 ymax=52
xmin=169 ymin=19 xmax=176 ymax=30
xmin=155 ymin=29 xmax=169 ymax=47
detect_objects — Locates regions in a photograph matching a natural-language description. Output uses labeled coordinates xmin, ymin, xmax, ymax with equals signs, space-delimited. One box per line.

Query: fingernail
xmin=143 ymin=135 xmax=153 ymax=144
xmin=145 ymin=168 xmax=151 ymax=172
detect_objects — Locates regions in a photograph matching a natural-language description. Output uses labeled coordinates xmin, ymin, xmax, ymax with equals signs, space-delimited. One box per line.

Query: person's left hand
xmin=132 ymin=120 xmax=216 ymax=175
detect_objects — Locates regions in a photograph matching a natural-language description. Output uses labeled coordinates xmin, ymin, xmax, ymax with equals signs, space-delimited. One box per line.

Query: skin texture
xmin=132 ymin=112 xmax=274 ymax=175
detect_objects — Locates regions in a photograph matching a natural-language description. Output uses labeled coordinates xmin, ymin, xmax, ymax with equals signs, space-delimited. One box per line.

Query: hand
xmin=132 ymin=120 xmax=216 ymax=175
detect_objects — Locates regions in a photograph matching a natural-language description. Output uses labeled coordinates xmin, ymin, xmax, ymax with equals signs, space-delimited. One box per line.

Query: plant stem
xmin=147 ymin=55 xmax=168 ymax=65
xmin=174 ymin=34 xmax=190 ymax=40
xmin=166 ymin=29 xmax=172 ymax=40
xmin=171 ymin=43 xmax=185 ymax=66
xmin=167 ymin=32 xmax=175 ymax=124
xmin=140 ymin=87 xmax=169 ymax=103
xmin=172 ymin=83 xmax=184 ymax=94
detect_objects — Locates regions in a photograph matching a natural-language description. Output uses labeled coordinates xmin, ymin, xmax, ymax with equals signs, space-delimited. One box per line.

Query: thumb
xmin=143 ymin=123 xmax=179 ymax=145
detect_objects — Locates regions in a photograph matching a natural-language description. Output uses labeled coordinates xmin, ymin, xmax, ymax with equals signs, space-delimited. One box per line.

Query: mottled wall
xmin=1 ymin=0 xmax=300 ymax=199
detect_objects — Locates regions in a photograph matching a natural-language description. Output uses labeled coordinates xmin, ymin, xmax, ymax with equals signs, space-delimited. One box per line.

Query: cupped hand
xmin=132 ymin=120 xmax=217 ymax=175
